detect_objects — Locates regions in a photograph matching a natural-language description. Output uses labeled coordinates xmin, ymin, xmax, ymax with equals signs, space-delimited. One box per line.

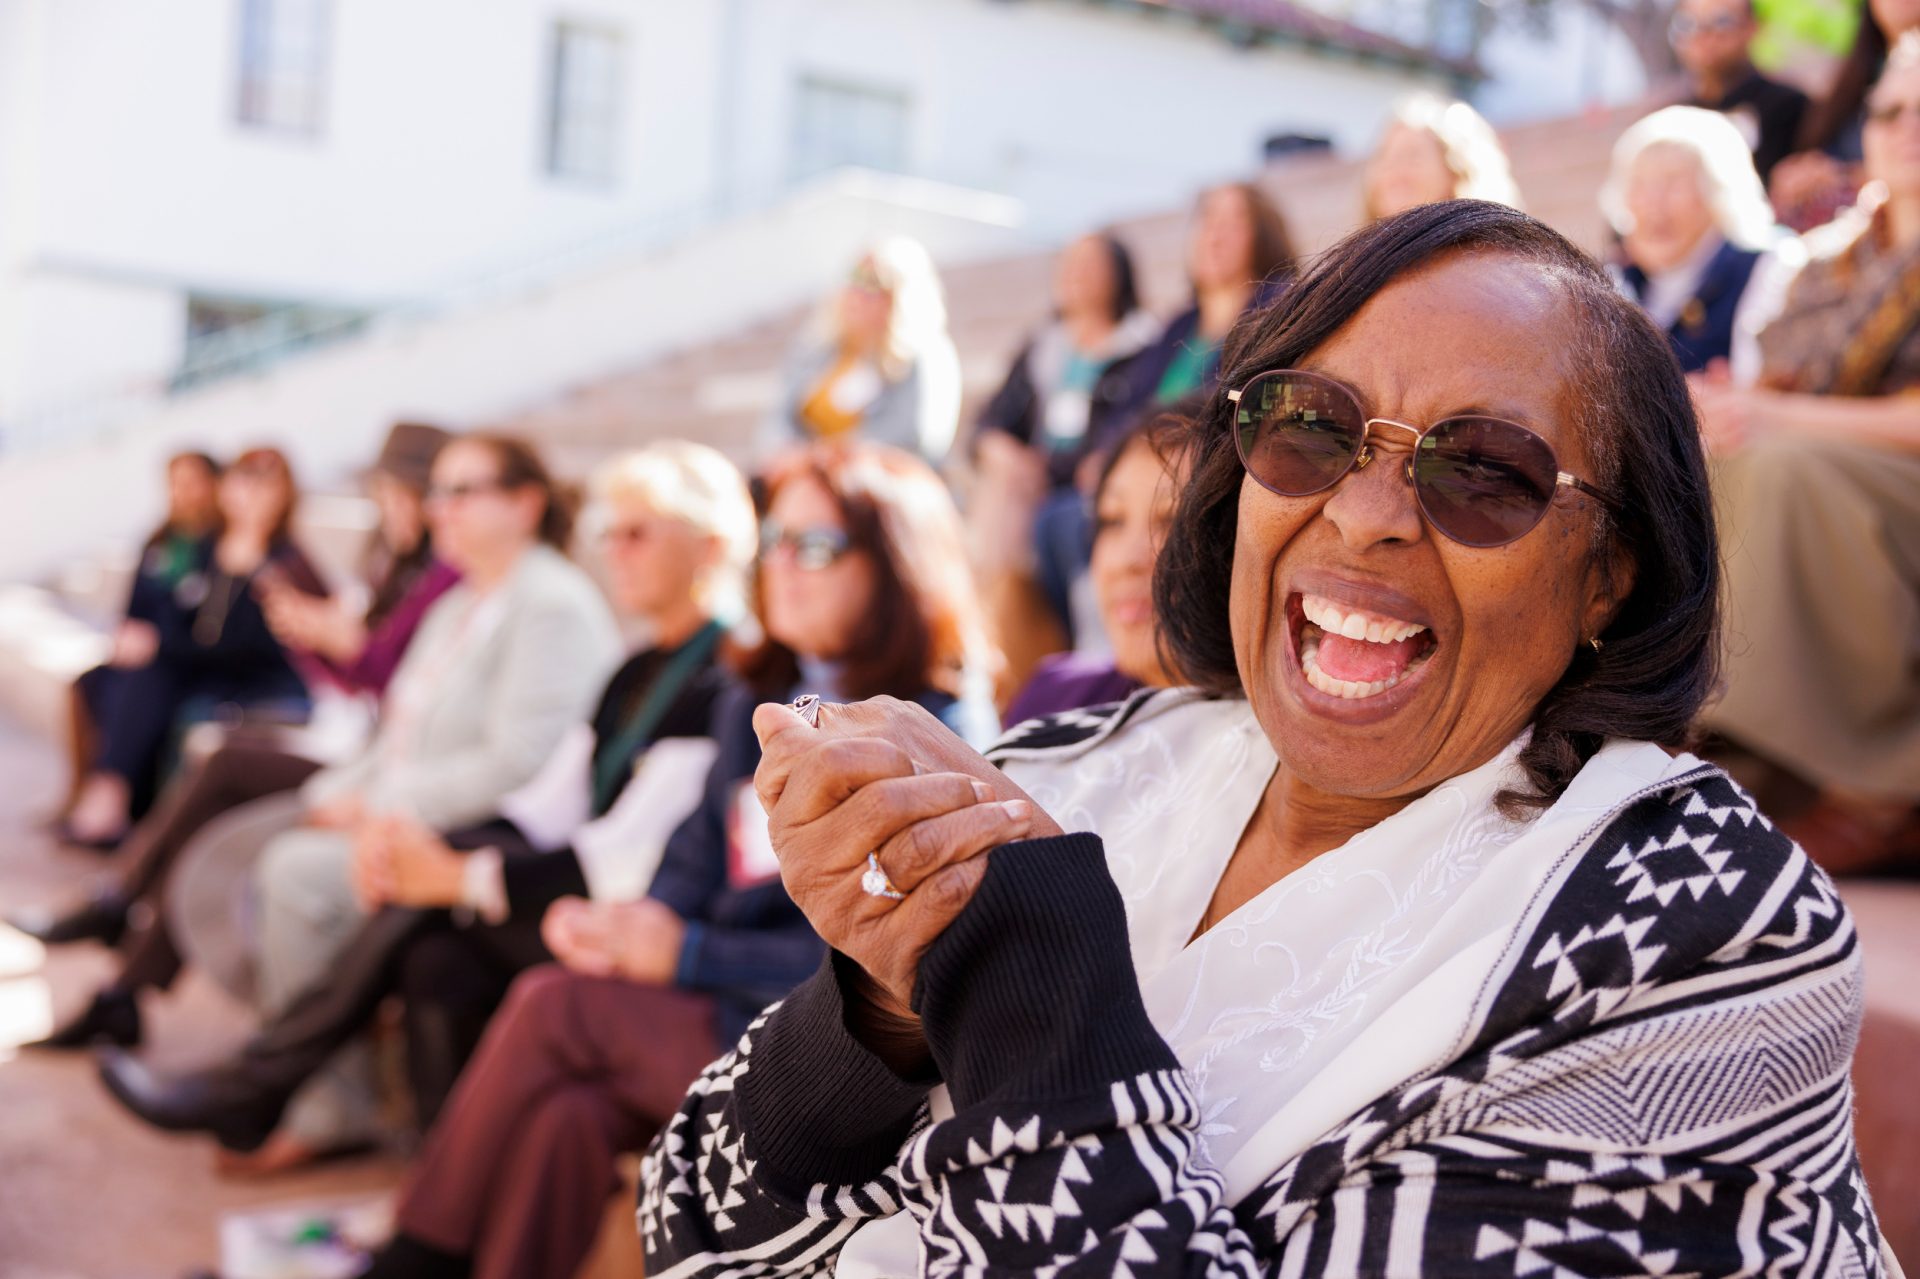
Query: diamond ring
xmin=860 ymin=851 xmax=905 ymax=901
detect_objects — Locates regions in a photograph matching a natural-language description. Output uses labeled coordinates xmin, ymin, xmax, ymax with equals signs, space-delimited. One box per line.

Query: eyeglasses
xmin=759 ymin=518 xmax=853 ymax=571
xmin=1227 ymin=369 xmax=1615 ymax=549
xmin=1669 ymin=13 xmax=1745 ymax=39
xmin=1866 ymin=98 xmax=1920 ymax=127
xmin=426 ymin=479 xmax=508 ymax=504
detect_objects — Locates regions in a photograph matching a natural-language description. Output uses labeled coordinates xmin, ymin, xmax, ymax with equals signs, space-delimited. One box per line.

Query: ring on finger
xmin=860 ymin=851 xmax=906 ymax=901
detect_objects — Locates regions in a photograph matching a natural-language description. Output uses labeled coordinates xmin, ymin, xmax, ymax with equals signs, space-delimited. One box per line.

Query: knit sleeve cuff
xmin=913 ymin=833 xmax=1177 ymax=1112
xmin=735 ymin=951 xmax=932 ymax=1198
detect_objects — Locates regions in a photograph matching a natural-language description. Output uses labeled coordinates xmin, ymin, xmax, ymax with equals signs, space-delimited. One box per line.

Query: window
xmin=236 ymin=0 xmax=330 ymax=136
xmin=545 ymin=23 xmax=626 ymax=185
xmin=790 ymin=76 xmax=912 ymax=182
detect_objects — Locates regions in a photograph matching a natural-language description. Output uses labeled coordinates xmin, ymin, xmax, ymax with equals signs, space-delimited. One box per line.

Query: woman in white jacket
xmin=102 ymin=433 xmax=623 ymax=1174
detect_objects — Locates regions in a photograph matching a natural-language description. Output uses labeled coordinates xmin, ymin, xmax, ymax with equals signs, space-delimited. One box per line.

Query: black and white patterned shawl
xmin=640 ymin=691 xmax=1888 ymax=1278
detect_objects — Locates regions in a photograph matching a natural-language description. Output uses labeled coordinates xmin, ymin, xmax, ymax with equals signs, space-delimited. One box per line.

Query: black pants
xmin=224 ymin=829 xmax=588 ymax=1129
xmin=114 ymin=737 xmax=321 ymax=993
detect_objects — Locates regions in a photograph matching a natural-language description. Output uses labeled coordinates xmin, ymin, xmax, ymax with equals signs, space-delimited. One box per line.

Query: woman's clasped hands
xmin=750 ymin=696 xmax=1060 ymax=1037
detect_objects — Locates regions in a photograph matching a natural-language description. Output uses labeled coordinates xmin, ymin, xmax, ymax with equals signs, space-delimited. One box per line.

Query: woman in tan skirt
xmin=1693 ymin=34 xmax=1920 ymax=873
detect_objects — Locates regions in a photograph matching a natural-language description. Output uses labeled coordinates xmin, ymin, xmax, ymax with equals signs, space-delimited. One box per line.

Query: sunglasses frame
xmin=759 ymin=518 xmax=854 ymax=572
xmin=1226 ymin=368 xmax=1616 ymax=548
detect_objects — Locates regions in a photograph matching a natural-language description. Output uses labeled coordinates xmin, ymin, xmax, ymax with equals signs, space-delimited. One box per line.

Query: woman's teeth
xmin=1299 ymin=594 xmax=1427 ymax=644
xmin=1296 ymin=593 xmax=1433 ymax=700
xmin=1300 ymin=631 xmax=1404 ymax=699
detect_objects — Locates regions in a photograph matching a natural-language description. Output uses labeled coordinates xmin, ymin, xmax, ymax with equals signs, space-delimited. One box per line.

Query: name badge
xmin=727 ymin=783 xmax=783 ymax=886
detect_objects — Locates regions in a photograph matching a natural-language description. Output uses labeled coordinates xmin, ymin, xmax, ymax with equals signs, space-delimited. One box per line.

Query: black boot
xmin=356 ymin=1234 xmax=470 ymax=1279
xmin=96 ymin=1048 xmax=287 ymax=1153
xmin=6 ymin=890 xmax=129 ymax=946
xmin=27 ymin=987 xmax=142 ymax=1050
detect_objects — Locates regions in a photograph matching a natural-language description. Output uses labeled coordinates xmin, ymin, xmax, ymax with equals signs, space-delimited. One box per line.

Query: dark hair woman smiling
xmin=643 ymin=202 xmax=1886 ymax=1276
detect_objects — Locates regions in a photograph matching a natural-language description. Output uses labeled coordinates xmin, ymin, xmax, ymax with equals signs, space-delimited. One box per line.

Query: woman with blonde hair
xmin=761 ymin=236 xmax=962 ymax=467
xmin=1603 ymin=104 xmax=1786 ymax=375
xmin=1362 ymin=93 xmax=1521 ymax=221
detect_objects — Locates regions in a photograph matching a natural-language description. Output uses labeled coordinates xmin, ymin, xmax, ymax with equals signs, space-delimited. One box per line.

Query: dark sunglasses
xmin=1227 ymin=369 xmax=1614 ymax=549
xmin=759 ymin=518 xmax=853 ymax=571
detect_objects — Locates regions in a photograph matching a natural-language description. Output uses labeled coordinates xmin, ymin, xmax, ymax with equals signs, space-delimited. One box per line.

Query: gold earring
xmin=1588 ymin=636 xmax=1604 ymax=653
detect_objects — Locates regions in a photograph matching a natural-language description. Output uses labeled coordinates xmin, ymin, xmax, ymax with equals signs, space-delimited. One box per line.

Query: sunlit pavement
xmin=0 ymin=712 xmax=405 ymax=1279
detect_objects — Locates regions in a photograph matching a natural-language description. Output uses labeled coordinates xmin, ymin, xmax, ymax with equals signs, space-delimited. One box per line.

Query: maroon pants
xmin=397 ymin=965 xmax=722 ymax=1279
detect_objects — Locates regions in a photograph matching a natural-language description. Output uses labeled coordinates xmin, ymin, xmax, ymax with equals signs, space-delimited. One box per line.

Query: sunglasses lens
xmin=1414 ymin=418 xmax=1560 ymax=547
xmin=1234 ymin=374 xmax=1363 ymax=496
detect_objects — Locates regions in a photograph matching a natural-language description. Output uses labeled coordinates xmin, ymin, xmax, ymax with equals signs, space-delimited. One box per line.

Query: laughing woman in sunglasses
xmin=643 ymin=201 xmax=1888 ymax=1277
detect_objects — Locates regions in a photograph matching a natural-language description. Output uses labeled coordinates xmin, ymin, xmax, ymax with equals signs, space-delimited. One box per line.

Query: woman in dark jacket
xmin=64 ymin=451 xmax=224 ymax=827
xmin=63 ymin=447 xmax=326 ymax=847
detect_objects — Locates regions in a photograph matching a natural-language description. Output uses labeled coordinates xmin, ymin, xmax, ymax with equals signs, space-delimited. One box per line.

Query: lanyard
xmin=589 ymin=620 xmax=724 ymax=815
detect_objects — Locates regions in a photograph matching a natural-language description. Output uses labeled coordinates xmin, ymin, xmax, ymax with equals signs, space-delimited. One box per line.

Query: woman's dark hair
xmin=1797 ymin=11 xmax=1890 ymax=153
xmin=1096 ymin=230 xmax=1141 ymax=325
xmin=149 ymin=450 xmax=225 ymax=550
xmin=1089 ymin=395 xmax=1205 ymax=511
xmin=225 ymin=446 xmax=301 ymax=546
xmin=1196 ymin=182 xmax=1299 ymax=294
xmin=738 ymin=440 xmax=992 ymax=701
xmin=1154 ymin=199 xmax=1722 ymax=815
xmin=459 ymin=433 xmax=577 ymax=549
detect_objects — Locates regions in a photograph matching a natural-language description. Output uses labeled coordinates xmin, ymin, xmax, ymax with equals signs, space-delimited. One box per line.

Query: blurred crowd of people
xmin=8 ymin=3 xmax=1919 ymax=1275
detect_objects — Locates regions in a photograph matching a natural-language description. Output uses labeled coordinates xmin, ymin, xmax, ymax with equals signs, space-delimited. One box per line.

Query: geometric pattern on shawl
xmin=638 ymin=695 xmax=1887 ymax=1279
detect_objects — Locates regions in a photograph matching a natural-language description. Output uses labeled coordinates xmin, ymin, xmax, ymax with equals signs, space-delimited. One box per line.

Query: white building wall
xmin=2 ymin=0 xmax=1452 ymax=422
xmin=720 ymin=0 xmax=1451 ymax=235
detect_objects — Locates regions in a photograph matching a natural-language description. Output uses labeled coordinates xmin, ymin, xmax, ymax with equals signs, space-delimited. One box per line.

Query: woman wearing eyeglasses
xmin=95 ymin=433 xmax=621 ymax=1174
xmin=644 ymin=201 xmax=1886 ymax=1276
xmin=1693 ymin=36 xmax=1920 ymax=875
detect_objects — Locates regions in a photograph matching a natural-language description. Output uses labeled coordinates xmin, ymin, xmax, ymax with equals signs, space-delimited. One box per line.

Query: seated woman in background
xmin=99 ymin=439 xmax=757 ymax=1148
xmin=1361 ymin=91 xmax=1520 ymax=220
xmin=970 ymin=230 xmax=1158 ymax=652
xmin=1000 ymin=407 xmax=1192 ymax=726
xmin=1602 ymin=105 xmax=1784 ymax=377
xmin=262 ymin=422 xmax=458 ymax=712
xmin=63 ymin=447 xmax=327 ymax=849
xmin=63 ymin=449 xmax=223 ymax=829
xmin=95 ymin=433 xmax=621 ymax=1174
xmin=644 ymin=201 xmax=1885 ymax=1276
xmin=1085 ymin=183 xmax=1296 ymax=456
xmin=760 ymin=237 xmax=962 ymax=468
xmin=1770 ymin=0 xmax=1917 ymax=229
xmin=1693 ymin=34 xmax=1920 ymax=875
xmin=12 ymin=423 xmax=457 ymax=1048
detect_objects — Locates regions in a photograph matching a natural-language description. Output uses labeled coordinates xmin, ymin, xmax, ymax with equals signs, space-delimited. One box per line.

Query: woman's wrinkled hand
xmin=752 ymin=697 xmax=1061 ymax=1026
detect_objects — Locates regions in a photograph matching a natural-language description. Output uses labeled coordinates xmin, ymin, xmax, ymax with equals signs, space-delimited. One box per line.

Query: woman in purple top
xmin=1002 ymin=409 xmax=1194 ymax=726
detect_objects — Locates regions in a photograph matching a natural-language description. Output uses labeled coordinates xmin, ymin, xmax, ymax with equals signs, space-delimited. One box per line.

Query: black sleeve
xmin=500 ymin=847 xmax=592 ymax=917
xmin=640 ymin=834 xmax=1269 ymax=1277
xmin=973 ymin=342 xmax=1040 ymax=446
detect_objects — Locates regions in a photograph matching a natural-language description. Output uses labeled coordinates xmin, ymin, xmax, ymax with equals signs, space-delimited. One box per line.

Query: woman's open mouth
xmin=1289 ymin=592 xmax=1438 ymax=702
